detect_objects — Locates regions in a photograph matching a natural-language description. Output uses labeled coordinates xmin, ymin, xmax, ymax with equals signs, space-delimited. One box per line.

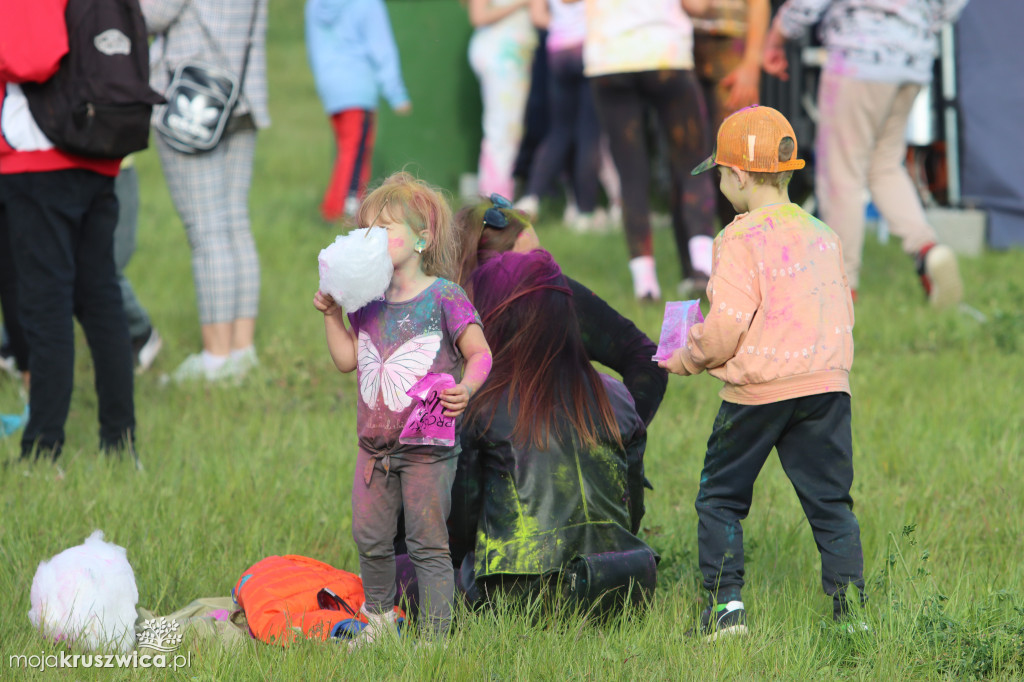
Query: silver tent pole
xmin=941 ymin=23 xmax=961 ymax=207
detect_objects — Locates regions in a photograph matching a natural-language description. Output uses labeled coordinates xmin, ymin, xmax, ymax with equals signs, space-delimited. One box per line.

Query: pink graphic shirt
xmin=676 ymin=203 xmax=855 ymax=405
xmin=348 ymin=278 xmax=481 ymax=458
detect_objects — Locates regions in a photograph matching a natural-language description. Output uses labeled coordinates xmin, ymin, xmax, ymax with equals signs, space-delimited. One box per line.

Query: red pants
xmin=321 ymin=109 xmax=376 ymax=221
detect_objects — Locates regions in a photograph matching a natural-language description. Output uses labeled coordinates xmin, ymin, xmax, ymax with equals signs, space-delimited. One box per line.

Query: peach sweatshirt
xmin=678 ymin=203 xmax=855 ymax=405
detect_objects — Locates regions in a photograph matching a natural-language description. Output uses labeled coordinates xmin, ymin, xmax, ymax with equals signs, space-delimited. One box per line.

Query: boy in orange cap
xmin=660 ymin=105 xmax=865 ymax=640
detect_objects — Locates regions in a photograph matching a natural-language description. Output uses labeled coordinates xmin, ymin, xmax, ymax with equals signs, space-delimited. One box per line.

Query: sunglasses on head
xmin=483 ymin=193 xmax=513 ymax=229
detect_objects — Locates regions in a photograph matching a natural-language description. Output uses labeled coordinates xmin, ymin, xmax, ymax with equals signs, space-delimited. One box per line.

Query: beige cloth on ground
xmin=135 ymin=597 xmax=251 ymax=651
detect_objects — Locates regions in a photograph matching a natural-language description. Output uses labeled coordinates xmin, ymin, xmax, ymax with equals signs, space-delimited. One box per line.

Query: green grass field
xmin=3 ymin=1 xmax=1024 ymax=679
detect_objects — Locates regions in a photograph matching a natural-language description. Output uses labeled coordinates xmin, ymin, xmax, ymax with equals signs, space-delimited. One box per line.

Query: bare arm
xmin=529 ymin=0 xmax=551 ymax=29
xmin=762 ymin=21 xmax=790 ymax=80
xmin=721 ymin=0 xmax=770 ymax=110
xmin=441 ymin=324 xmax=492 ymax=417
xmin=313 ymin=291 xmax=359 ymax=373
xmin=681 ymin=0 xmax=711 ymax=18
xmin=467 ymin=0 xmax=530 ymax=27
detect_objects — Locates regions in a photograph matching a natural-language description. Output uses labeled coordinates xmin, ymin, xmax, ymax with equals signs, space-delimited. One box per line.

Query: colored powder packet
xmin=652 ymin=300 xmax=704 ymax=362
xmin=399 ymin=372 xmax=458 ymax=447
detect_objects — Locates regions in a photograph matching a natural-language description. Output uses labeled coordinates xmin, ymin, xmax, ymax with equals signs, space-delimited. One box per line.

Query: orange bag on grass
xmin=232 ymin=555 xmax=403 ymax=645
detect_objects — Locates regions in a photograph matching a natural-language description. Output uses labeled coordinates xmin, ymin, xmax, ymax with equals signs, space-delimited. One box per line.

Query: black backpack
xmin=22 ymin=0 xmax=165 ymax=159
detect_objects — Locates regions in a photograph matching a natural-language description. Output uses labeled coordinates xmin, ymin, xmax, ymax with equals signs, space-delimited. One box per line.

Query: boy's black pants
xmin=695 ymin=392 xmax=864 ymax=605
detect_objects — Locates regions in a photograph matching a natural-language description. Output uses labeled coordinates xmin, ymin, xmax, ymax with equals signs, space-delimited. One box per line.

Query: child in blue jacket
xmin=305 ymin=0 xmax=412 ymax=222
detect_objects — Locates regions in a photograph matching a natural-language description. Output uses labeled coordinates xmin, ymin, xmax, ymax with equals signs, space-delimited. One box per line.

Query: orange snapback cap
xmin=692 ymin=105 xmax=806 ymax=175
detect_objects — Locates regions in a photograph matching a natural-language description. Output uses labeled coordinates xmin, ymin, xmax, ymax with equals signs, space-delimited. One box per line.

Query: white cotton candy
xmin=28 ymin=530 xmax=139 ymax=653
xmin=318 ymin=227 xmax=394 ymax=312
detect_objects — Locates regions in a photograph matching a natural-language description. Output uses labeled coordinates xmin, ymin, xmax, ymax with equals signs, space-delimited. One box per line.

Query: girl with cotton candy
xmin=312 ymin=171 xmax=492 ymax=646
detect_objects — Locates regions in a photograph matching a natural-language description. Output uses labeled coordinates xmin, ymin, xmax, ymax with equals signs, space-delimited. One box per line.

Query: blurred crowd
xmin=1 ymin=0 xmax=967 ymax=459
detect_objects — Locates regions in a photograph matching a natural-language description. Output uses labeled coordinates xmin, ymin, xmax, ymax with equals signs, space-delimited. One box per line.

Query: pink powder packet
xmin=652 ymin=300 xmax=704 ymax=362
xmin=399 ymin=372 xmax=458 ymax=447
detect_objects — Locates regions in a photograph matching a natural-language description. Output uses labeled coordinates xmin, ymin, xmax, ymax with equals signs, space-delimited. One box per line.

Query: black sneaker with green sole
xmin=696 ymin=600 xmax=748 ymax=642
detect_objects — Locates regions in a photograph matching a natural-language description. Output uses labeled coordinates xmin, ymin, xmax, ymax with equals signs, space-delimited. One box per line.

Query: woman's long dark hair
xmin=466 ymin=250 xmax=623 ymax=451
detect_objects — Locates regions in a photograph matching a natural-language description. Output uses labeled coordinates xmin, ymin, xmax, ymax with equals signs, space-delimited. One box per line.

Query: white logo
xmin=136 ymin=618 xmax=183 ymax=653
xmin=94 ymin=29 xmax=131 ymax=56
xmin=167 ymin=93 xmax=221 ymax=140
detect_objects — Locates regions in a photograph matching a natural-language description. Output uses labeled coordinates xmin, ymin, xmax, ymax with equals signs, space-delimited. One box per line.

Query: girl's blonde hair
xmin=356 ymin=171 xmax=459 ymax=281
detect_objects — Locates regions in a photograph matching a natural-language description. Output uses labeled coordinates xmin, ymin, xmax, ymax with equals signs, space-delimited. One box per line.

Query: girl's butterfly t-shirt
xmin=348 ymin=278 xmax=481 ymax=459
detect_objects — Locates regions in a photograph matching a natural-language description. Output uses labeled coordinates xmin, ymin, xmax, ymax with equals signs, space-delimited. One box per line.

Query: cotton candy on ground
xmin=318 ymin=227 xmax=393 ymax=312
xmin=28 ymin=530 xmax=139 ymax=653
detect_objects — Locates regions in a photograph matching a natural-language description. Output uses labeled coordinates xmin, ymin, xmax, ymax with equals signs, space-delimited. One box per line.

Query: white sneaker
xmin=689 ymin=236 xmax=714 ymax=278
xmin=133 ymin=327 xmax=163 ymax=375
xmin=650 ymin=212 xmax=671 ymax=230
xmin=166 ymin=352 xmax=233 ymax=385
xmin=572 ymin=211 xmax=613 ymax=234
xmin=570 ymin=212 xmax=595 ymax=233
xmin=344 ymin=195 xmax=361 ymax=218
xmin=628 ymin=256 xmax=661 ymax=301
xmin=225 ymin=347 xmax=259 ymax=380
xmin=348 ymin=607 xmax=399 ymax=650
xmin=607 ymin=203 xmax=623 ymax=229
xmin=590 ymin=208 xmax=614 ymax=234
xmin=562 ymin=200 xmax=579 ymax=226
xmin=513 ymin=195 xmax=539 ymax=220
xmin=920 ymin=244 xmax=963 ymax=309
xmin=0 ymin=349 xmax=20 ymax=381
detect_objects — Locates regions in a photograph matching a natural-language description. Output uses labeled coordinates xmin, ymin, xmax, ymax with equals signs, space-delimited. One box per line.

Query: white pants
xmin=469 ymin=22 xmax=536 ymax=199
xmin=815 ymin=71 xmax=938 ymax=289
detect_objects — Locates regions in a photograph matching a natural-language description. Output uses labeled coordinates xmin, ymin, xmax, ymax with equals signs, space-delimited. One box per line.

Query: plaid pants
xmin=156 ymin=126 xmax=260 ymax=325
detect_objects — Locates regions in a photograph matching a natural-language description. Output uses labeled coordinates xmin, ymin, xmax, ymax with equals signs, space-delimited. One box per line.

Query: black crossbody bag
xmin=153 ymin=1 xmax=258 ymax=153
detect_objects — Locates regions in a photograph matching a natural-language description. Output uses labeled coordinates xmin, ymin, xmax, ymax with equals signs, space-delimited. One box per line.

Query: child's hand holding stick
xmin=314 ymin=290 xmax=342 ymax=316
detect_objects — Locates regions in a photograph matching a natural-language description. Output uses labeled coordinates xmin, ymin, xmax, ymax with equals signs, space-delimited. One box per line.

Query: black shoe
xmin=695 ymin=600 xmax=748 ymax=642
xmin=102 ymin=436 xmax=143 ymax=471
xmin=20 ymin=442 xmax=61 ymax=462
xmin=833 ymin=589 xmax=867 ymax=626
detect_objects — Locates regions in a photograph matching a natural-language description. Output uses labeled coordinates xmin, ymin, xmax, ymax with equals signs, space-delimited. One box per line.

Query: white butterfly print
xmin=358 ymin=330 xmax=441 ymax=412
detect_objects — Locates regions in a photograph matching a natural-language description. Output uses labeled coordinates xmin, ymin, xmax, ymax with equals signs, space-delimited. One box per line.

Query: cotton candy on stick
xmin=318 ymin=227 xmax=394 ymax=312
xmin=652 ymin=300 xmax=704 ymax=362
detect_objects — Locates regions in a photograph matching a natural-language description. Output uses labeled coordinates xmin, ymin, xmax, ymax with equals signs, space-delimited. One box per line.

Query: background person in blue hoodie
xmin=305 ymin=0 xmax=412 ymax=223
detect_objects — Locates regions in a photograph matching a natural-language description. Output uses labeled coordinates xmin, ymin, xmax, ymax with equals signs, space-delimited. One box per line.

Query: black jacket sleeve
xmin=566 ymin=276 xmax=668 ymax=426
xmin=450 ymin=426 xmax=485 ymax=569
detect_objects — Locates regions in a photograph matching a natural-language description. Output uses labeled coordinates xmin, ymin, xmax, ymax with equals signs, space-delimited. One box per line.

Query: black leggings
xmin=0 ymin=192 xmax=31 ymax=372
xmin=591 ymin=69 xmax=715 ymax=277
xmin=526 ymin=45 xmax=602 ymax=213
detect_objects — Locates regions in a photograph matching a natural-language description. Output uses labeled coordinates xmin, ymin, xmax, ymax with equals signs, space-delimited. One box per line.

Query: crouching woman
xmin=450 ymin=249 xmax=656 ymax=611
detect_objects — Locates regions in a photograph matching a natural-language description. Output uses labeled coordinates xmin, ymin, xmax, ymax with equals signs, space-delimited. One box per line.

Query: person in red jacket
xmin=0 ymin=0 xmax=136 ymax=462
